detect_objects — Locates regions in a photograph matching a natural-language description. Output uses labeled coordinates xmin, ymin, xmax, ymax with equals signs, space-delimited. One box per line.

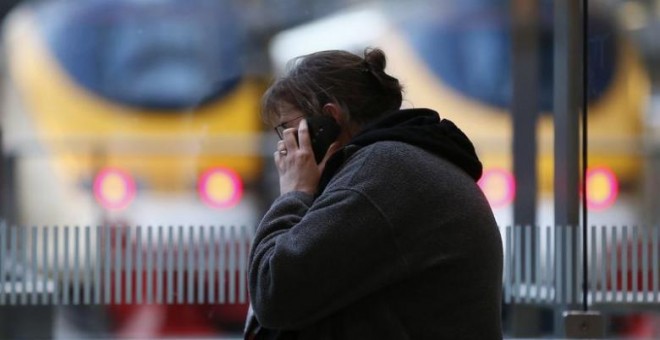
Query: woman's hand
xmin=274 ymin=119 xmax=340 ymax=196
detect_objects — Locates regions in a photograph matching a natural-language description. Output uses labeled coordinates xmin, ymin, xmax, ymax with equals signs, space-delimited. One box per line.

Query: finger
xmin=282 ymin=127 xmax=298 ymax=151
xmin=275 ymin=140 xmax=288 ymax=160
xmin=296 ymin=119 xmax=312 ymax=150
xmin=273 ymin=150 xmax=285 ymax=172
xmin=276 ymin=140 xmax=286 ymax=153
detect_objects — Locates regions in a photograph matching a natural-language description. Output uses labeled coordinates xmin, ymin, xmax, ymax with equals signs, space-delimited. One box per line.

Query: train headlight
xmin=478 ymin=168 xmax=516 ymax=209
xmin=586 ymin=166 xmax=618 ymax=211
xmin=93 ymin=167 xmax=136 ymax=210
xmin=198 ymin=167 xmax=243 ymax=209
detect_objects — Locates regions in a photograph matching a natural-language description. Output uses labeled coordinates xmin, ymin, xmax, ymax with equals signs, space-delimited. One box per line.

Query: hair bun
xmin=364 ymin=48 xmax=387 ymax=73
xmin=363 ymin=48 xmax=402 ymax=98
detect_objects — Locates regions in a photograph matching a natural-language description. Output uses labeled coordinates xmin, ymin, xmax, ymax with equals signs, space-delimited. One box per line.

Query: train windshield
xmin=34 ymin=0 xmax=243 ymax=109
xmin=398 ymin=3 xmax=617 ymax=112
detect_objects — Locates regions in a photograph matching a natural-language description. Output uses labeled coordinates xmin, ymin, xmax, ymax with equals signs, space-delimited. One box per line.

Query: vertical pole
xmin=511 ymin=0 xmax=540 ymax=336
xmin=512 ymin=0 xmax=539 ymax=228
xmin=554 ymin=0 xmax=581 ymax=229
xmin=0 ymin=128 xmax=18 ymax=226
xmin=554 ymin=0 xmax=582 ymax=335
xmin=0 ymin=127 xmax=4 ymax=221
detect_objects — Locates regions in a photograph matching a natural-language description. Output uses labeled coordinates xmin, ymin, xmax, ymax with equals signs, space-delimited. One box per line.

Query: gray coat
xmin=248 ymin=109 xmax=503 ymax=339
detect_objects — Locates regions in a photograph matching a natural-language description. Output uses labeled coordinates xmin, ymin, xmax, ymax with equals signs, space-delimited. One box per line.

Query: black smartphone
xmin=305 ymin=115 xmax=341 ymax=163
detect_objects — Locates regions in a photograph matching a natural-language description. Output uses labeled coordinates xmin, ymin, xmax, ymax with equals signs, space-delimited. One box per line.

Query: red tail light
xmin=197 ymin=167 xmax=243 ymax=209
xmin=585 ymin=166 xmax=618 ymax=211
xmin=93 ymin=167 xmax=136 ymax=210
xmin=478 ymin=168 xmax=516 ymax=209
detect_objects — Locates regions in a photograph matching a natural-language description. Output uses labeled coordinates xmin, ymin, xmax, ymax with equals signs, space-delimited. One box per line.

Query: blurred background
xmin=0 ymin=0 xmax=659 ymax=338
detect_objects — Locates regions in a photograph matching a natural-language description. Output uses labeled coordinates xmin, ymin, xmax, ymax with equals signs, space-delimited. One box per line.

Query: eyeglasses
xmin=274 ymin=115 xmax=304 ymax=140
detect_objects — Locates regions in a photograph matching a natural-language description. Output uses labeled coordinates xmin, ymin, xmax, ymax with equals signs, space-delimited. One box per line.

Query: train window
xmin=398 ymin=2 xmax=617 ymax=112
xmin=34 ymin=0 xmax=243 ymax=109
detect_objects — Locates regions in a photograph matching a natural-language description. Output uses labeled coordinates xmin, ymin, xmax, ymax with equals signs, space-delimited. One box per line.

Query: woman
xmin=246 ymin=48 xmax=503 ymax=339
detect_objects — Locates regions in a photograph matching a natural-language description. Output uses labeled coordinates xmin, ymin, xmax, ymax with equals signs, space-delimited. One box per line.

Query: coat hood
xmin=319 ymin=108 xmax=483 ymax=193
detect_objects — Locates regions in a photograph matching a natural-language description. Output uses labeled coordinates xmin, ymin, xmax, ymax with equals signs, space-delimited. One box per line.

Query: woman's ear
xmin=322 ymin=103 xmax=343 ymax=124
xmin=322 ymin=102 xmax=359 ymax=141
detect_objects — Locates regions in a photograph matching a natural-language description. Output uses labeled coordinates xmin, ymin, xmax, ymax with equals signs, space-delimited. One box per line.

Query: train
xmin=2 ymin=0 xmax=269 ymax=227
xmin=269 ymin=1 xmax=650 ymax=224
xmin=1 ymin=0 xmax=271 ymax=336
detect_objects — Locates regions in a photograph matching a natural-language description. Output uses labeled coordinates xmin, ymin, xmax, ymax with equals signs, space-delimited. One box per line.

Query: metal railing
xmin=502 ymin=225 xmax=660 ymax=306
xmin=2 ymin=222 xmax=660 ymax=309
xmin=0 ymin=223 xmax=253 ymax=305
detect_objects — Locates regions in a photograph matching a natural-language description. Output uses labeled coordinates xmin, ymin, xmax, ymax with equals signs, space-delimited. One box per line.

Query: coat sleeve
xmin=248 ymin=188 xmax=410 ymax=330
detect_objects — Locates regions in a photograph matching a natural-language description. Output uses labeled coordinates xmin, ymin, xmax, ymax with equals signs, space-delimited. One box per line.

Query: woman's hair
xmin=261 ymin=48 xmax=403 ymax=125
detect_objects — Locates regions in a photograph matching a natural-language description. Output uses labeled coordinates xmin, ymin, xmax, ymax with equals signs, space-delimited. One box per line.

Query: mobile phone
xmin=305 ymin=115 xmax=340 ymax=163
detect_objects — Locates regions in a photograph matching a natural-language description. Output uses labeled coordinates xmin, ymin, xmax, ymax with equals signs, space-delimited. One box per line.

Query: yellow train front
xmin=3 ymin=0 xmax=267 ymax=227
xmin=2 ymin=0 xmax=267 ymax=336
